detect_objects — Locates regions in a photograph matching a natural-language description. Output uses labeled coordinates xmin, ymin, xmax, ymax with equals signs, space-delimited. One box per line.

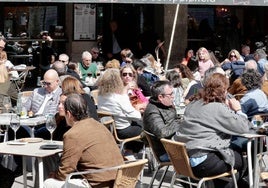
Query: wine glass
xmin=46 ymin=115 xmax=57 ymax=143
xmin=3 ymin=96 xmax=12 ymax=113
xmin=10 ymin=114 xmax=20 ymax=141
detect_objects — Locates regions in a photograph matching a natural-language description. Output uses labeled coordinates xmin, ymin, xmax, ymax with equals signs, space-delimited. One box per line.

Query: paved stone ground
xmin=12 ymin=162 xmax=184 ymax=188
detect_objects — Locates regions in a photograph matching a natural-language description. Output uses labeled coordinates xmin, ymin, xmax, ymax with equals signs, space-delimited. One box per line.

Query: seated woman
xmin=61 ymin=76 xmax=98 ymax=121
xmin=221 ymin=49 xmax=245 ymax=84
xmin=120 ymin=64 xmax=148 ymax=112
xmin=97 ymin=68 xmax=143 ymax=154
xmin=173 ymin=73 xmax=251 ymax=187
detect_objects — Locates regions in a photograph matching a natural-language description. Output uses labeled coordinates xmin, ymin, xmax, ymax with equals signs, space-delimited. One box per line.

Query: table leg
xmin=31 ymin=127 xmax=35 ymax=138
xmin=22 ymin=156 xmax=27 ymax=188
xmin=32 ymin=157 xmax=36 ymax=185
xmin=37 ymin=157 xmax=44 ymax=188
xmin=247 ymin=138 xmax=253 ymax=188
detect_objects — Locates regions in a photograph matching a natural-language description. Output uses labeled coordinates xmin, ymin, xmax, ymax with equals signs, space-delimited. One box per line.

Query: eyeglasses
xmin=122 ymin=72 xmax=133 ymax=77
xmin=40 ymin=80 xmax=54 ymax=86
xmin=230 ymin=55 xmax=236 ymax=58
xmin=162 ymin=92 xmax=174 ymax=97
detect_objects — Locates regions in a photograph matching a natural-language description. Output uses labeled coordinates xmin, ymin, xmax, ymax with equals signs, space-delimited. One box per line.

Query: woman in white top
xmin=97 ymin=68 xmax=143 ymax=153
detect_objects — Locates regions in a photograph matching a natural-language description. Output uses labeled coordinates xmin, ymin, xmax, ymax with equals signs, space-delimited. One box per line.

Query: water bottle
xmin=37 ymin=76 xmax=41 ymax=86
xmin=16 ymin=93 xmax=22 ymax=115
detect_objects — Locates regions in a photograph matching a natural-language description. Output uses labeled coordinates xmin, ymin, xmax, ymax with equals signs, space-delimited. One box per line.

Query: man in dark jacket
xmin=143 ymin=80 xmax=182 ymax=162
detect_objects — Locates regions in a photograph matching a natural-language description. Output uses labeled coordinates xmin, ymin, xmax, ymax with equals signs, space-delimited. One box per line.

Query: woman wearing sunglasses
xmin=120 ymin=64 xmax=148 ymax=112
xmin=221 ymin=49 xmax=245 ymax=85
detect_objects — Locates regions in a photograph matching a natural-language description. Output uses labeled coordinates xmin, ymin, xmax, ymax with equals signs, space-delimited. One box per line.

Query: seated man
xmin=24 ymin=69 xmax=62 ymax=116
xmin=11 ymin=69 xmax=61 ymax=140
xmin=143 ymin=80 xmax=182 ymax=162
xmin=24 ymin=69 xmax=62 ymax=138
xmin=7 ymin=69 xmax=62 ymax=176
xmin=44 ymin=93 xmax=124 ymax=188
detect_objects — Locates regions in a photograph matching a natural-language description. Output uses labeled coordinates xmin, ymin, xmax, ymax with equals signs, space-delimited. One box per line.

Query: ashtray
xmin=40 ymin=144 xmax=59 ymax=150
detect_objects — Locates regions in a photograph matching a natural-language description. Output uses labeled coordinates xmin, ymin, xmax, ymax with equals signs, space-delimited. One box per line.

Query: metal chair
xmin=254 ymin=151 xmax=268 ymax=188
xmin=10 ymin=70 xmax=29 ymax=92
xmin=143 ymin=130 xmax=172 ymax=188
xmin=97 ymin=110 xmax=142 ymax=152
xmin=64 ymin=159 xmax=148 ymax=188
xmin=97 ymin=110 xmax=146 ymax=182
xmin=161 ymin=138 xmax=238 ymax=188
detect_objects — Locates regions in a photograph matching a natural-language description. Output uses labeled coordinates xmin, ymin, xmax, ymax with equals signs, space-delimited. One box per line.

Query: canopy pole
xmin=165 ymin=4 xmax=180 ymax=71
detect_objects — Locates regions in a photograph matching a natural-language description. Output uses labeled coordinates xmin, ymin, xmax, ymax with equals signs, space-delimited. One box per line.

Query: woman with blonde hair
xmin=221 ymin=49 xmax=245 ymax=84
xmin=61 ymin=76 xmax=98 ymax=120
xmin=197 ymin=47 xmax=214 ymax=78
xmin=221 ymin=49 xmax=243 ymax=66
xmin=97 ymin=68 xmax=143 ymax=154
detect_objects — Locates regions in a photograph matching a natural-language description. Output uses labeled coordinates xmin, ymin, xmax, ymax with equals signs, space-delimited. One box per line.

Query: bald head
xmin=43 ymin=69 xmax=60 ymax=93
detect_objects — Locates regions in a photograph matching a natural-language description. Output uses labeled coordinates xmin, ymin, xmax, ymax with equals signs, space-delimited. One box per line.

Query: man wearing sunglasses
xmin=24 ymin=69 xmax=62 ymax=116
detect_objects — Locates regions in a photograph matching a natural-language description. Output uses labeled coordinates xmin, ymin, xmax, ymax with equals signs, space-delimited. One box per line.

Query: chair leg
xmin=231 ymin=170 xmax=238 ymax=188
xmin=170 ymin=172 xmax=177 ymax=188
xmin=197 ymin=179 xmax=205 ymax=188
xmin=149 ymin=166 xmax=160 ymax=188
xmin=157 ymin=165 xmax=169 ymax=188
xmin=139 ymin=145 xmax=146 ymax=183
xmin=188 ymin=177 xmax=193 ymax=188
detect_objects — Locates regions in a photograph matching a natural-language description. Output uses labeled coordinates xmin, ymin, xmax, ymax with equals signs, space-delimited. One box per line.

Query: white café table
xmin=0 ymin=140 xmax=63 ymax=188
xmin=0 ymin=113 xmax=47 ymax=139
xmin=241 ymin=133 xmax=266 ymax=188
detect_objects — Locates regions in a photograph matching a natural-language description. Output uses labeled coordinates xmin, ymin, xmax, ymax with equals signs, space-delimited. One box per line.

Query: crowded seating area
xmin=1 ymin=30 xmax=268 ymax=188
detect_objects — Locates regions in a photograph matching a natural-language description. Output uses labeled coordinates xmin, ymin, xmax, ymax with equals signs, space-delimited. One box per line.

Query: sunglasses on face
xmin=230 ymin=55 xmax=236 ymax=58
xmin=40 ymin=80 xmax=53 ymax=86
xmin=122 ymin=72 xmax=133 ymax=77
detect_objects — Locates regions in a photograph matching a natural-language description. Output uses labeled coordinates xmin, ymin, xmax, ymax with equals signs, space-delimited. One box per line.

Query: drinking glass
xmin=10 ymin=114 xmax=20 ymax=141
xmin=46 ymin=115 xmax=57 ymax=143
xmin=3 ymin=96 xmax=12 ymax=113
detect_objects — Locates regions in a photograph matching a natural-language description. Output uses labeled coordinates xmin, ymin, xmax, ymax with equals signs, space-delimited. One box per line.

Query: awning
xmin=3 ymin=0 xmax=268 ymax=6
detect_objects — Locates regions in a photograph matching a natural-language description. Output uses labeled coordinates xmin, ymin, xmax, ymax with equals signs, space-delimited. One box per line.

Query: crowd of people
xmin=1 ymin=29 xmax=268 ymax=187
